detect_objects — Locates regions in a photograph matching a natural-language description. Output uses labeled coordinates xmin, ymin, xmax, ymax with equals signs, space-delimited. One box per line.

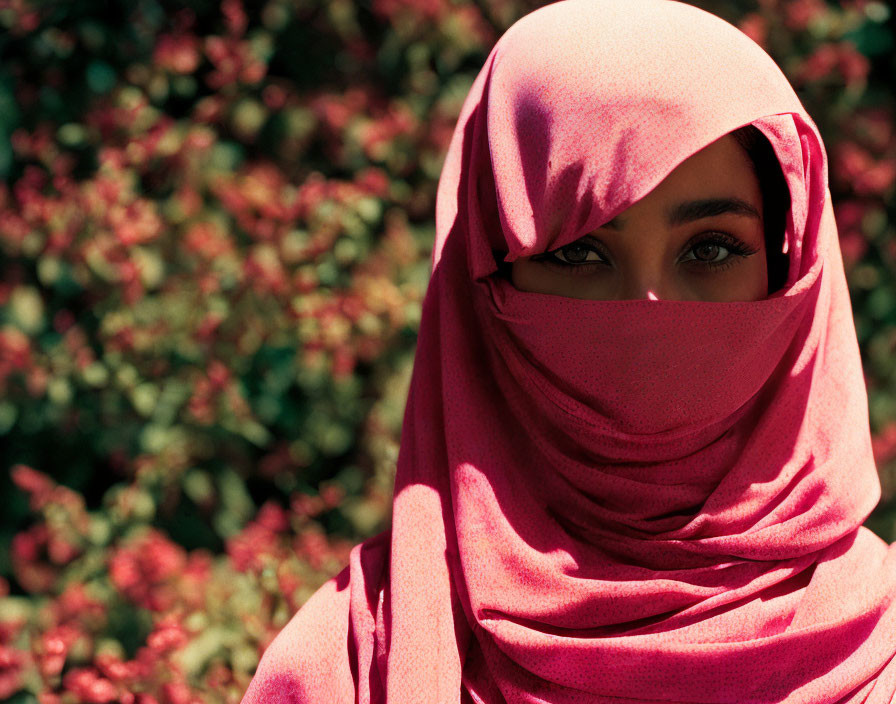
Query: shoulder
xmin=240 ymin=567 xmax=354 ymax=704
xmin=240 ymin=531 xmax=390 ymax=704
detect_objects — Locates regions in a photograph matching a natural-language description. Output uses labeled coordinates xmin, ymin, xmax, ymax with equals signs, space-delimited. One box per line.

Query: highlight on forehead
xmin=599 ymin=197 xmax=763 ymax=231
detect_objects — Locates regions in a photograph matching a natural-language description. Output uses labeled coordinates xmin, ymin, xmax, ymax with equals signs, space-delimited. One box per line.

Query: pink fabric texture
xmin=240 ymin=0 xmax=896 ymax=701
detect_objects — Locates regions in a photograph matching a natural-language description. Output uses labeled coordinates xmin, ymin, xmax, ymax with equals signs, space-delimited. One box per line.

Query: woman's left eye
xmin=680 ymin=235 xmax=756 ymax=268
xmin=683 ymin=241 xmax=730 ymax=264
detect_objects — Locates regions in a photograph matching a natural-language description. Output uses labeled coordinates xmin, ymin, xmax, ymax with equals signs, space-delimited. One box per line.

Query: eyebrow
xmin=601 ymin=197 xmax=762 ymax=230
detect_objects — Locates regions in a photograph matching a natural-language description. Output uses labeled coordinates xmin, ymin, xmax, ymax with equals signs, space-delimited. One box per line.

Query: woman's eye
xmin=685 ymin=241 xmax=730 ymax=264
xmin=681 ymin=235 xmax=756 ymax=267
xmin=554 ymin=242 xmax=605 ymax=264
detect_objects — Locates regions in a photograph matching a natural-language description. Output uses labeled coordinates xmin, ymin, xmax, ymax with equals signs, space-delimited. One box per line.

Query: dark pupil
xmin=561 ymin=244 xmax=590 ymax=263
xmin=694 ymin=243 xmax=720 ymax=261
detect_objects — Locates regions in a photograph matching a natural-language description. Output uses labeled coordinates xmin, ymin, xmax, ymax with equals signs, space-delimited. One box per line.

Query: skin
xmin=510 ymin=134 xmax=768 ymax=302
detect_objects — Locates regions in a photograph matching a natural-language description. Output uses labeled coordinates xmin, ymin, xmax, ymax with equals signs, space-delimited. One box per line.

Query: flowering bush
xmin=0 ymin=0 xmax=894 ymax=701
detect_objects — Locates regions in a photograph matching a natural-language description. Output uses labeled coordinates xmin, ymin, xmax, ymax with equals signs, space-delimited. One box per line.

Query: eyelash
xmin=531 ymin=233 xmax=759 ymax=274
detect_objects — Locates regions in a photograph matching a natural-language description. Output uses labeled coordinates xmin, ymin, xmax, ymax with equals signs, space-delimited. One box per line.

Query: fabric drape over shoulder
xmin=241 ymin=0 xmax=896 ymax=701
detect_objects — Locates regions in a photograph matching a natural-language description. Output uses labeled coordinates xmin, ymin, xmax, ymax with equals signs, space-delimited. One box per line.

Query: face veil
xmin=239 ymin=1 xmax=896 ymax=702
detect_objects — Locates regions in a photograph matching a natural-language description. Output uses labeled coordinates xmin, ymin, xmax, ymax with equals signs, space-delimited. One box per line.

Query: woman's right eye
xmin=539 ymin=241 xmax=607 ymax=266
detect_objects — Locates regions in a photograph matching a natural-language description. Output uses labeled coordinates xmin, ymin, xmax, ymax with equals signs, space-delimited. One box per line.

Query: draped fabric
xmin=240 ymin=1 xmax=896 ymax=701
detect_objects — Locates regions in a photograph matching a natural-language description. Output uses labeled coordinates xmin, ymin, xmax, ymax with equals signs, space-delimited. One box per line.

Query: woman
xmin=241 ymin=0 xmax=896 ymax=701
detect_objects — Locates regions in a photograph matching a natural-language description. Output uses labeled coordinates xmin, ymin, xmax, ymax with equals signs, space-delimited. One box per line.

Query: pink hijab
xmin=241 ymin=0 xmax=896 ymax=701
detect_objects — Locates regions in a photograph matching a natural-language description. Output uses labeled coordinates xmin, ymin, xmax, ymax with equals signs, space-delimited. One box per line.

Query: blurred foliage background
xmin=0 ymin=0 xmax=894 ymax=701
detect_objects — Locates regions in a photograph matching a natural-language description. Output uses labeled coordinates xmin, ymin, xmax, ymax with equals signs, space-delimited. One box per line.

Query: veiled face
xmin=510 ymin=135 xmax=769 ymax=302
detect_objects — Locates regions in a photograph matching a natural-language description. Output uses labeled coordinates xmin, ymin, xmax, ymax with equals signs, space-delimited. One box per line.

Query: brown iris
xmin=559 ymin=243 xmax=593 ymax=263
xmin=692 ymin=242 xmax=722 ymax=262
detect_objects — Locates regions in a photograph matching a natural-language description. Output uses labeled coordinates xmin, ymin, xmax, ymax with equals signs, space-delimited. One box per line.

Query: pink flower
xmin=11 ymin=524 xmax=58 ymax=593
xmin=63 ymin=667 xmax=118 ymax=703
xmin=221 ymin=0 xmax=247 ymax=37
xmin=358 ymin=102 xmax=418 ymax=162
xmin=311 ymin=89 xmax=369 ymax=133
xmin=108 ymin=531 xmax=186 ymax=611
xmin=183 ymin=221 xmax=234 ymax=261
xmin=355 ymin=167 xmax=390 ymax=198
xmin=11 ymin=465 xmax=54 ymax=506
xmin=160 ymin=678 xmax=195 ymax=704
xmin=53 ymin=583 xmax=107 ymax=628
xmin=319 ymin=483 xmax=345 ymax=509
xmin=255 ymin=501 xmax=290 ymax=532
xmin=195 ymin=312 xmax=224 ymax=343
xmin=154 ymin=34 xmax=201 ymax=74
xmin=94 ymin=653 xmax=136 ymax=686
xmin=294 ymin=530 xmax=332 ymax=571
xmin=331 ymin=346 xmax=356 ymax=378
xmin=0 ymin=642 xmax=28 ymax=699
xmin=0 ymin=326 xmax=33 ymax=394
xmin=783 ymin=0 xmax=827 ymax=31
xmin=243 ymin=245 xmax=289 ymax=295
xmin=186 ymin=362 xmax=236 ymax=425
xmin=798 ymin=42 xmax=869 ymax=87
xmin=146 ymin=617 xmax=189 ymax=654
xmin=179 ymin=552 xmax=213 ymax=609
xmin=204 ymin=36 xmax=266 ymax=89
xmin=738 ymin=13 xmax=768 ymax=48
xmin=836 ymin=142 xmax=896 ymax=196
xmin=35 ymin=624 xmax=81 ymax=678
xmin=227 ymin=522 xmax=279 ymax=574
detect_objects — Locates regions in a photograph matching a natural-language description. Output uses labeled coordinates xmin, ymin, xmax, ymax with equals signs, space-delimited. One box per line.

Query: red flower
xmin=160 ymin=678 xmax=195 ymax=704
xmin=331 ymin=346 xmax=356 ymax=378
xmin=108 ymin=530 xmax=186 ymax=611
xmin=183 ymin=221 xmax=234 ymax=261
xmin=146 ymin=617 xmax=188 ymax=654
xmin=154 ymin=34 xmax=201 ymax=75
xmin=356 ymin=167 xmax=390 ymax=198
xmin=227 ymin=522 xmax=279 ymax=574
xmin=291 ymin=492 xmax=325 ymax=519
xmin=94 ymin=653 xmax=136 ymax=685
xmin=63 ymin=667 xmax=118 ymax=703
xmin=243 ymin=244 xmax=289 ymax=295
xmin=35 ymin=624 xmax=81 ymax=678
xmin=222 ymin=0 xmax=247 ymax=37
xmin=0 ymin=326 xmax=33 ymax=394
xmin=738 ymin=13 xmax=768 ymax=48
xmin=11 ymin=465 xmax=54 ymax=506
xmin=836 ymin=142 xmax=896 ymax=196
xmin=204 ymin=36 xmax=266 ymax=89
xmin=0 ymin=642 xmax=28 ymax=699
xmin=319 ymin=483 xmax=345 ymax=509
xmin=294 ymin=530 xmax=331 ymax=571
xmin=48 ymin=585 xmax=106 ymax=636
xmin=798 ymin=42 xmax=869 ymax=88
xmin=783 ymin=0 xmax=827 ymax=31
xmin=11 ymin=524 xmax=58 ymax=593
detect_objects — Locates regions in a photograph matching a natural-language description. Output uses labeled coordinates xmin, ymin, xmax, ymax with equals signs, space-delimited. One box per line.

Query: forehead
xmin=642 ymin=135 xmax=759 ymax=202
